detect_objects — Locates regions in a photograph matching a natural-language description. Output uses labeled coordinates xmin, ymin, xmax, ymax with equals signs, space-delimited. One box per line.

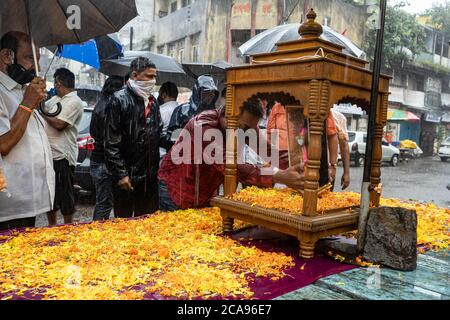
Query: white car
xmin=346 ymin=131 xmax=400 ymax=167
xmin=439 ymin=137 xmax=450 ymax=162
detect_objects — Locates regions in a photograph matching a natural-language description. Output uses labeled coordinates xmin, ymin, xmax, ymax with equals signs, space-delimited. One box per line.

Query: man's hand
xmin=273 ymin=163 xmax=305 ymax=190
xmin=22 ymin=77 xmax=47 ymax=109
xmin=341 ymin=172 xmax=350 ymax=190
xmin=328 ymin=165 xmax=337 ymax=183
xmin=118 ymin=176 xmax=133 ymax=191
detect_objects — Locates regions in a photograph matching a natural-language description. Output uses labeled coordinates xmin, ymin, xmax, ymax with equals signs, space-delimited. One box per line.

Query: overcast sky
xmin=389 ymin=0 xmax=448 ymax=14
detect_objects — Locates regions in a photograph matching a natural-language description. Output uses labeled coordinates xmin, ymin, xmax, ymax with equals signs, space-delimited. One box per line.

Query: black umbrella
xmin=0 ymin=0 xmax=138 ymax=116
xmin=0 ymin=1 xmax=137 ymax=47
xmin=100 ymin=51 xmax=188 ymax=87
xmin=182 ymin=61 xmax=232 ymax=92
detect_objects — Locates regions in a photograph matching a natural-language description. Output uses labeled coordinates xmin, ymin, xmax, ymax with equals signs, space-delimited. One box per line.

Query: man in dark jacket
xmin=163 ymin=74 xmax=219 ymax=150
xmin=90 ymin=76 xmax=124 ymax=221
xmin=104 ymin=57 xmax=162 ymax=218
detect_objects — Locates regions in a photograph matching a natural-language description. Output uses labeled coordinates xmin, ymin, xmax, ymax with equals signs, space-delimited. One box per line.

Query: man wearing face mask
xmin=104 ymin=57 xmax=162 ymax=217
xmin=43 ymin=68 xmax=84 ymax=226
xmin=162 ymin=75 xmax=219 ymax=151
xmin=0 ymin=31 xmax=54 ymax=230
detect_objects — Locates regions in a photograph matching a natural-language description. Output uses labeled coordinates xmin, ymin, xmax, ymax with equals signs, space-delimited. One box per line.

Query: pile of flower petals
xmin=230 ymin=187 xmax=450 ymax=252
xmin=228 ymin=186 xmax=360 ymax=215
xmin=0 ymin=208 xmax=294 ymax=300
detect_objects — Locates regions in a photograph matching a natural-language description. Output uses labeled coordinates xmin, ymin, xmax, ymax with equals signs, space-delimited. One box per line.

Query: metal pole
xmin=130 ymin=27 xmax=134 ymax=51
xmin=358 ymin=0 xmax=387 ymax=252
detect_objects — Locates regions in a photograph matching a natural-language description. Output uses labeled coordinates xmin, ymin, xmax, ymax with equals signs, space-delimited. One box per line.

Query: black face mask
xmin=157 ymin=96 xmax=165 ymax=106
xmin=7 ymin=63 xmax=36 ymax=85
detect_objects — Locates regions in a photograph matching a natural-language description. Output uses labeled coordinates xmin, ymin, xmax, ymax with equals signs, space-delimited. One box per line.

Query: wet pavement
xmin=35 ymin=156 xmax=450 ymax=227
xmin=336 ymin=156 xmax=450 ymax=208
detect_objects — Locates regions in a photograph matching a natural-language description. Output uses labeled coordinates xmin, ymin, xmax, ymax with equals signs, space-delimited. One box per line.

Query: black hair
xmin=241 ymin=99 xmax=263 ymax=119
xmin=221 ymin=88 xmax=227 ymax=98
xmin=1 ymin=32 xmax=18 ymax=52
xmin=130 ymin=56 xmax=156 ymax=75
xmin=54 ymin=68 xmax=75 ymax=89
xmin=102 ymin=76 xmax=124 ymax=97
xmin=160 ymin=81 xmax=178 ymax=99
xmin=1 ymin=32 xmax=30 ymax=62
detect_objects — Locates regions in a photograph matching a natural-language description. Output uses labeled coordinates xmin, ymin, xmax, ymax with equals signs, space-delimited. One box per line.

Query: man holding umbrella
xmin=0 ymin=31 xmax=54 ymax=230
xmin=104 ymin=57 xmax=162 ymax=218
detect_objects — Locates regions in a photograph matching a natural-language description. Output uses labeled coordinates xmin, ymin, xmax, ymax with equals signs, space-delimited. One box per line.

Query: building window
xmin=191 ymin=33 xmax=200 ymax=62
xmin=415 ymin=75 xmax=425 ymax=92
xmin=178 ymin=39 xmax=185 ymax=62
xmin=168 ymin=43 xmax=176 ymax=58
xmin=179 ymin=49 xmax=185 ymax=62
xmin=171 ymin=1 xmax=177 ymax=13
xmin=159 ymin=10 xmax=168 ymax=18
xmin=182 ymin=0 xmax=191 ymax=7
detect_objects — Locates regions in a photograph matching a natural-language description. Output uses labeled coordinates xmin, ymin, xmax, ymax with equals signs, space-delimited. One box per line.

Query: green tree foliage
xmin=423 ymin=1 xmax=450 ymax=34
xmin=363 ymin=3 xmax=426 ymax=72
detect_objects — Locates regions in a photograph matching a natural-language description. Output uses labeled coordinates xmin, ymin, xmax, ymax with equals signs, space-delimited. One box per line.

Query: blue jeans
xmin=158 ymin=180 xmax=179 ymax=212
xmin=90 ymin=161 xmax=113 ymax=221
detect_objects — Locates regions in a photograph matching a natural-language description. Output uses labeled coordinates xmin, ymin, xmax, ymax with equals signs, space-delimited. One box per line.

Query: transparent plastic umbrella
xmin=238 ymin=23 xmax=365 ymax=59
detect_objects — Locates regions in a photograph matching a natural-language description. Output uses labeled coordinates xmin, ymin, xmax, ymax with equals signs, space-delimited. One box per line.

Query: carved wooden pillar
xmin=303 ymin=80 xmax=330 ymax=216
xmin=224 ymin=84 xmax=238 ymax=196
xmin=223 ymin=84 xmax=237 ymax=232
xmin=370 ymin=93 xmax=389 ymax=207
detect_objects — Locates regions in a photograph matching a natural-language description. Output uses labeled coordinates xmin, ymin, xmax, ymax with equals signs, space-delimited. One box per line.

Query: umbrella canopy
xmin=0 ymin=0 xmax=138 ymax=47
xmin=47 ymin=34 xmax=123 ymax=69
xmin=387 ymin=109 xmax=420 ymax=122
xmin=239 ymin=23 xmax=365 ymax=59
xmin=182 ymin=61 xmax=232 ymax=91
xmin=100 ymin=51 xmax=188 ymax=86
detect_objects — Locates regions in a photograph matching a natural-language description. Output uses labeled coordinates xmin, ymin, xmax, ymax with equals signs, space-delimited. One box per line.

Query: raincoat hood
xmin=190 ymin=75 xmax=219 ymax=113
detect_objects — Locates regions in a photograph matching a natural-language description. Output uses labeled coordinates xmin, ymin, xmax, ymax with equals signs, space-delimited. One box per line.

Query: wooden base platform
xmin=210 ymin=197 xmax=359 ymax=259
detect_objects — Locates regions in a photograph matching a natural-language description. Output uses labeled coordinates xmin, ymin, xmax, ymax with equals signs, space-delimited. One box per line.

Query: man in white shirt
xmin=0 ymin=31 xmax=53 ymax=230
xmin=157 ymin=82 xmax=179 ymax=159
xmin=44 ymin=68 xmax=83 ymax=226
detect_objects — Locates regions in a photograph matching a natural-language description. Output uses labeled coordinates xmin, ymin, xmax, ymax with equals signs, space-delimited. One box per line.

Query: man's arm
xmin=43 ymin=114 xmax=68 ymax=131
xmin=238 ymin=163 xmax=305 ymax=190
xmin=104 ymin=97 xmax=131 ymax=190
xmin=339 ymin=137 xmax=350 ymax=190
xmin=328 ymin=133 xmax=339 ymax=183
xmin=0 ymin=78 xmax=47 ymax=156
xmin=0 ymin=107 xmax=33 ymax=156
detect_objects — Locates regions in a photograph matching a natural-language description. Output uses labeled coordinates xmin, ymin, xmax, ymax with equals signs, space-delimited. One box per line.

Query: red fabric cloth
xmin=145 ymin=96 xmax=155 ymax=118
xmin=158 ymin=109 xmax=274 ymax=209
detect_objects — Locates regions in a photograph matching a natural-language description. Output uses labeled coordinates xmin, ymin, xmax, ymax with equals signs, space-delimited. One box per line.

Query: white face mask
xmin=128 ymin=79 xmax=156 ymax=105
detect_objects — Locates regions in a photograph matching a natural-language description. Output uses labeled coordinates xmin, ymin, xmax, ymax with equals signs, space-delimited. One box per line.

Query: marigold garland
xmin=0 ymin=208 xmax=294 ymax=300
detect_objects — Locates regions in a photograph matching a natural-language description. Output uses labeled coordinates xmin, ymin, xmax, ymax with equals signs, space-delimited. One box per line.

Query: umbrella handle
xmin=40 ymin=102 xmax=62 ymax=118
xmin=31 ymin=38 xmax=41 ymax=75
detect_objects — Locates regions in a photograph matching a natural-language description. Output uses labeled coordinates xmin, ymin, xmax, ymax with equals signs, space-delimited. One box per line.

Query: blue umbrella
xmin=51 ymin=34 xmax=124 ymax=70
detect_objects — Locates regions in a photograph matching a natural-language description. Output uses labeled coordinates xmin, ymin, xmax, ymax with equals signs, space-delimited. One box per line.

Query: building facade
xmin=152 ymin=0 xmax=368 ymax=65
xmin=387 ymin=19 xmax=450 ymax=155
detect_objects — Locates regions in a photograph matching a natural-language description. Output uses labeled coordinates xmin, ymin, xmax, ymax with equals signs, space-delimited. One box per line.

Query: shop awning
xmin=387 ymin=109 xmax=420 ymax=122
xmin=441 ymin=112 xmax=450 ymax=123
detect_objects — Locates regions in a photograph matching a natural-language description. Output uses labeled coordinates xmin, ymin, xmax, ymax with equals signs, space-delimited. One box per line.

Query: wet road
xmin=336 ymin=156 xmax=450 ymax=208
xmin=36 ymin=156 xmax=450 ymax=227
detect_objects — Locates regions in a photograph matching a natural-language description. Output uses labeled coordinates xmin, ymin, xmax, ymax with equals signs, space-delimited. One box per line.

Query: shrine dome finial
xmin=299 ymin=8 xmax=323 ymax=38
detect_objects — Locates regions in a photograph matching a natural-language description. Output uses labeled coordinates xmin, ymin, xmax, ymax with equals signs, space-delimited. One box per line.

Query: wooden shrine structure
xmin=210 ymin=9 xmax=391 ymax=259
